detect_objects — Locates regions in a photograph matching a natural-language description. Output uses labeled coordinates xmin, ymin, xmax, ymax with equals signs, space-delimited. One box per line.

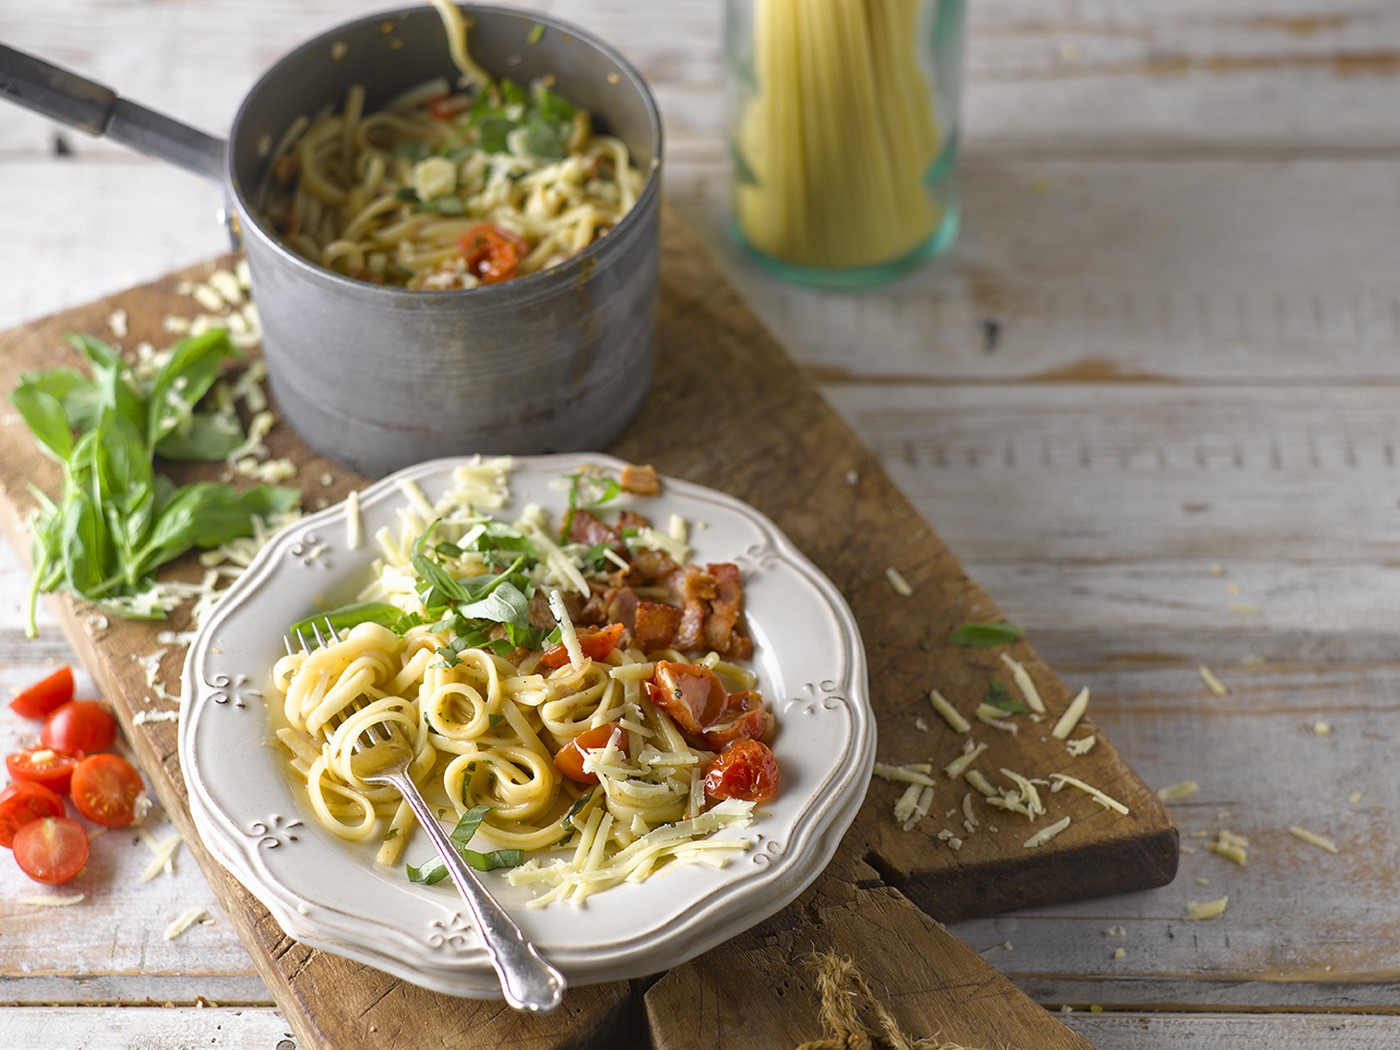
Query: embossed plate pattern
xmin=178 ymin=454 xmax=875 ymax=997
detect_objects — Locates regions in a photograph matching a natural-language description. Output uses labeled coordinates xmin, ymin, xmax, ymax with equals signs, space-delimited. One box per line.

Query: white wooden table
xmin=4 ymin=1 xmax=1400 ymax=1046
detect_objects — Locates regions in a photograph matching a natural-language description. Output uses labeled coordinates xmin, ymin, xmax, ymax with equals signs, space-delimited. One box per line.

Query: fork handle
xmin=390 ymin=772 xmax=566 ymax=1011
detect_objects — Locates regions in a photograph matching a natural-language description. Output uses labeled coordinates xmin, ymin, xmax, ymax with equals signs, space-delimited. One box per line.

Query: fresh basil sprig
xmin=406 ymin=804 xmax=525 ymax=883
xmin=9 ymin=330 xmax=299 ymax=635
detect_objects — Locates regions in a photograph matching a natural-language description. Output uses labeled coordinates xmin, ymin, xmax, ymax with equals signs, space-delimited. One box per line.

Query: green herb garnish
xmin=9 ymin=331 xmax=299 ymax=636
xmin=526 ymin=23 xmax=544 ymax=46
xmin=947 ymin=621 xmax=1025 ymax=648
xmin=406 ymin=805 xmax=525 ymax=883
xmin=981 ymin=680 xmax=1027 ymax=714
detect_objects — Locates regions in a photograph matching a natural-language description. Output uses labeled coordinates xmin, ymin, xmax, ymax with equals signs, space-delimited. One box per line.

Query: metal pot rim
xmin=225 ymin=3 xmax=664 ymax=301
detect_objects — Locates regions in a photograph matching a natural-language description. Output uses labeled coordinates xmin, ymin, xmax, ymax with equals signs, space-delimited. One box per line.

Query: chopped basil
xmin=406 ymin=805 xmax=525 ymax=883
xmin=947 ymin=621 xmax=1025 ymax=648
xmin=415 ymin=195 xmax=466 ymax=215
xmin=982 ymin=680 xmax=1027 ymax=714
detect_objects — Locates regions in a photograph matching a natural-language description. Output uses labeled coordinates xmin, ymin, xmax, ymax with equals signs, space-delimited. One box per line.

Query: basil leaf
xmin=519 ymin=112 xmax=566 ymax=159
xmin=147 ymin=329 xmax=240 ymax=449
xmin=65 ymin=333 xmax=145 ymax=436
xmin=15 ymin=367 xmax=103 ymax=434
xmin=60 ymin=485 xmax=113 ymax=599
xmin=8 ymin=383 xmax=73 ymax=461
xmin=289 ymin=601 xmax=405 ymax=641
xmin=155 ymin=410 xmax=246 ymax=461
xmin=406 ymin=805 xmax=525 ymax=883
xmin=135 ymin=482 xmax=297 ymax=576
xmin=455 ymin=579 xmax=532 ymax=628
xmin=982 ymin=680 xmax=1027 ymax=714
xmin=947 ymin=621 xmax=1024 ymax=648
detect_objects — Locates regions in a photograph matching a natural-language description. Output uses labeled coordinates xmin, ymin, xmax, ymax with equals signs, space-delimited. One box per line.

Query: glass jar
xmin=725 ymin=0 xmax=964 ymax=289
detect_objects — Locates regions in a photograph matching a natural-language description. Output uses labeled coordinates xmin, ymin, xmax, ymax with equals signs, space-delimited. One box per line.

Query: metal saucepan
xmin=0 ymin=6 xmax=662 ymax=477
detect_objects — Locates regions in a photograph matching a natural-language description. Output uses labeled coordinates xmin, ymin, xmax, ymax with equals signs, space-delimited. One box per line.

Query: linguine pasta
xmin=257 ymin=3 xmax=643 ymax=290
xmin=271 ymin=459 xmax=778 ymax=906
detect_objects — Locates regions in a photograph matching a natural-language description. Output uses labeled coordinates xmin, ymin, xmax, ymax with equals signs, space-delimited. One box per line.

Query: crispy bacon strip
xmin=620 ymin=464 xmax=660 ymax=496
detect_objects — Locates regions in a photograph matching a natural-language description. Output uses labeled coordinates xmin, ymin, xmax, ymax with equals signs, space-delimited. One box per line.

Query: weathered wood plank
xmin=1061 ymin=1012 xmax=1400 ymax=1049
xmin=0 ymin=1007 xmax=293 ymax=1047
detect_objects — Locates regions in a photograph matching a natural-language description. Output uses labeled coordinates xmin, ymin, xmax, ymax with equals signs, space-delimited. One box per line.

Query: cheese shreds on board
xmin=139 ymin=832 xmax=183 ymax=883
xmin=1199 ymin=665 xmax=1229 ymax=696
xmin=1050 ymin=773 xmax=1130 ymax=815
xmin=547 ymin=589 xmax=585 ymax=671
xmin=1158 ymin=780 xmax=1199 ymax=802
xmin=874 ymin=762 xmax=937 ymax=788
xmin=929 ymin=689 xmax=971 ymax=733
xmin=974 ymin=704 xmax=1019 ymax=733
xmin=899 ymin=786 xmax=935 ymax=831
xmin=998 ymin=652 xmax=1046 ymax=714
xmin=991 ymin=767 xmax=1046 ymax=821
xmin=132 ymin=709 xmax=179 ymax=727
xmin=1051 ymin=687 xmax=1090 ymax=740
xmin=892 ymin=782 xmax=923 ymax=825
xmin=1024 ymin=816 xmax=1072 ymax=848
xmin=1066 ymin=735 xmax=1097 ymax=757
xmin=1288 ymin=826 xmax=1339 ymax=854
xmin=1186 ymin=896 xmax=1229 ymax=921
xmin=943 ymin=741 xmax=988 ymax=780
xmin=164 ymin=906 xmax=209 ymax=941
xmin=885 ymin=566 xmax=913 ymax=597
xmin=961 ymin=792 xmax=978 ymax=829
xmin=19 ymin=893 xmax=84 ymax=907
xmin=965 ymin=769 xmax=998 ymax=798
xmin=1205 ymin=829 xmax=1249 ymax=866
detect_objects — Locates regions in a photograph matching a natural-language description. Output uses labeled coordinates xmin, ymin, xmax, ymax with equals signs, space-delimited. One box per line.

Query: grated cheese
xmin=974 ymin=704 xmax=1019 ymax=733
xmin=20 ymin=894 xmax=84 ymax=907
xmin=1205 ymin=829 xmax=1249 ymax=866
xmin=961 ymin=792 xmax=978 ymax=829
xmin=1157 ymin=780 xmax=1199 ymax=802
xmin=108 ymin=308 xmax=129 ymax=339
xmin=1199 ymin=665 xmax=1229 ymax=696
xmin=164 ymin=906 xmax=209 ymax=941
xmin=999 ymin=653 xmax=1046 ymax=713
xmin=547 ymin=589 xmax=585 ymax=671
xmin=874 ymin=762 xmax=937 ymax=788
xmin=885 ymin=567 xmax=913 ymax=597
xmin=1050 ymin=687 xmax=1090 ymax=740
xmin=1288 ymin=826 xmax=1339 ymax=854
xmin=1185 ymin=896 xmax=1229 ymax=921
xmin=900 ymin=786 xmax=935 ymax=831
xmin=943 ymin=741 xmax=987 ymax=780
xmin=892 ymin=782 xmax=923 ymax=825
xmin=1066 ymin=735 xmax=1097 ymax=757
xmin=991 ymin=767 xmax=1046 ymax=821
xmin=1050 ymin=773 xmax=1129 ymax=815
xmin=132 ymin=709 xmax=179 ymax=727
xmin=1313 ymin=721 xmax=1332 ymax=736
xmin=1024 ymin=816 xmax=1071 ymax=848
xmin=929 ymin=689 xmax=970 ymax=734
xmin=1112 ymin=947 xmax=1126 ymax=960
xmin=966 ymin=769 xmax=998 ymax=798
xmin=139 ymin=833 xmax=183 ymax=883
xmin=1104 ymin=925 xmax=1126 ymax=937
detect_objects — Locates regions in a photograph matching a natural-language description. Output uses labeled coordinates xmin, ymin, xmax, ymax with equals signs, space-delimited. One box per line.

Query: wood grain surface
xmin=0 ymin=209 xmax=1159 ymax=1048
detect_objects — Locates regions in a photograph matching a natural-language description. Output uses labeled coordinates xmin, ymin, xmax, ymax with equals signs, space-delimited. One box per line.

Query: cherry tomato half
xmin=6 ymin=747 xmax=83 ymax=795
xmin=0 ymin=781 xmax=66 ymax=848
xmin=701 ymin=690 xmax=773 ymax=750
xmin=8 ymin=666 xmax=75 ymax=720
xmin=458 ymin=223 xmax=528 ymax=285
xmin=554 ymin=723 xmax=626 ymax=785
xmin=41 ymin=700 xmax=116 ymax=755
xmin=13 ymin=817 xmax=89 ymax=884
xmin=539 ymin=623 xmax=626 ymax=671
xmin=70 ymin=753 xmax=147 ymax=828
xmin=703 ymin=740 xmax=779 ymax=804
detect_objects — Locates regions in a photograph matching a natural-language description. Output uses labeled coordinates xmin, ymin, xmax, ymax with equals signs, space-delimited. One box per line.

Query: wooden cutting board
xmin=0 ymin=208 xmax=1171 ymax=1049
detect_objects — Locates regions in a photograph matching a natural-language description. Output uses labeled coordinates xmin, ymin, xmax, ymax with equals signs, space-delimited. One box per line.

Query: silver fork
xmin=290 ymin=621 xmax=566 ymax=1011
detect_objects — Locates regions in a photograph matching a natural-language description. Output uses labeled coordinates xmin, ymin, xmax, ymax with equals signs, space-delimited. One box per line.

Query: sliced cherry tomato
xmin=13 ymin=817 xmax=88 ymax=884
xmin=646 ymin=661 xmax=729 ymax=737
xmin=701 ymin=690 xmax=773 ymax=750
xmin=0 ymin=781 xmax=66 ymax=848
xmin=554 ymin=722 xmax=626 ymax=785
xmin=703 ymin=740 xmax=779 ymax=804
xmin=425 ymin=94 xmax=460 ymax=120
xmin=6 ymin=747 xmax=83 ymax=794
xmin=458 ymin=223 xmax=528 ymax=285
xmin=70 ymin=754 xmax=147 ymax=828
xmin=41 ymin=700 xmax=116 ymax=755
xmin=539 ymin=623 xmax=626 ymax=671
xmin=8 ymin=666 xmax=75 ymax=720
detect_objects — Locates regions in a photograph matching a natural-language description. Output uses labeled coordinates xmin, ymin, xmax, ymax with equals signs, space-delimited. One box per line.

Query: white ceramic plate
xmin=179 ymin=454 xmax=874 ymax=997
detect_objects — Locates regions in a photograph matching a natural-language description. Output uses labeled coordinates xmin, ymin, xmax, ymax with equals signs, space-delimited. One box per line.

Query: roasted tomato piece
xmin=70 ymin=754 xmax=148 ymax=828
xmin=13 ymin=817 xmax=89 ymax=884
xmin=458 ymin=223 xmax=528 ymax=285
xmin=6 ymin=747 xmax=83 ymax=795
xmin=8 ymin=666 xmax=75 ymax=720
xmin=554 ymin=722 xmax=627 ymax=785
xmin=539 ymin=623 xmax=625 ymax=671
xmin=646 ymin=661 xmax=728 ymax=736
xmin=702 ymin=740 xmax=779 ymax=804
xmin=701 ymin=690 xmax=773 ymax=750
xmin=0 ymin=781 xmax=66 ymax=848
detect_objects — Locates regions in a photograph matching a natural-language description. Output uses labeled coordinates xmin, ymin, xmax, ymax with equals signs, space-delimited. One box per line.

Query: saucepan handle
xmin=0 ymin=42 xmax=226 ymax=184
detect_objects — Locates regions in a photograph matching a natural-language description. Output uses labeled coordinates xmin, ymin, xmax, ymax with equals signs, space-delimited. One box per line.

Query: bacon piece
xmin=528 ymin=591 xmax=582 ymax=630
xmin=618 ymin=510 xmax=650 ymax=534
xmin=702 ymin=563 xmax=744 ymax=652
xmin=619 ymin=464 xmax=660 ymax=496
xmin=605 ymin=586 xmax=640 ymax=631
xmin=634 ymin=600 xmax=683 ymax=652
xmin=617 ymin=548 xmax=677 ymax=588
xmin=568 ymin=509 xmax=624 ymax=554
